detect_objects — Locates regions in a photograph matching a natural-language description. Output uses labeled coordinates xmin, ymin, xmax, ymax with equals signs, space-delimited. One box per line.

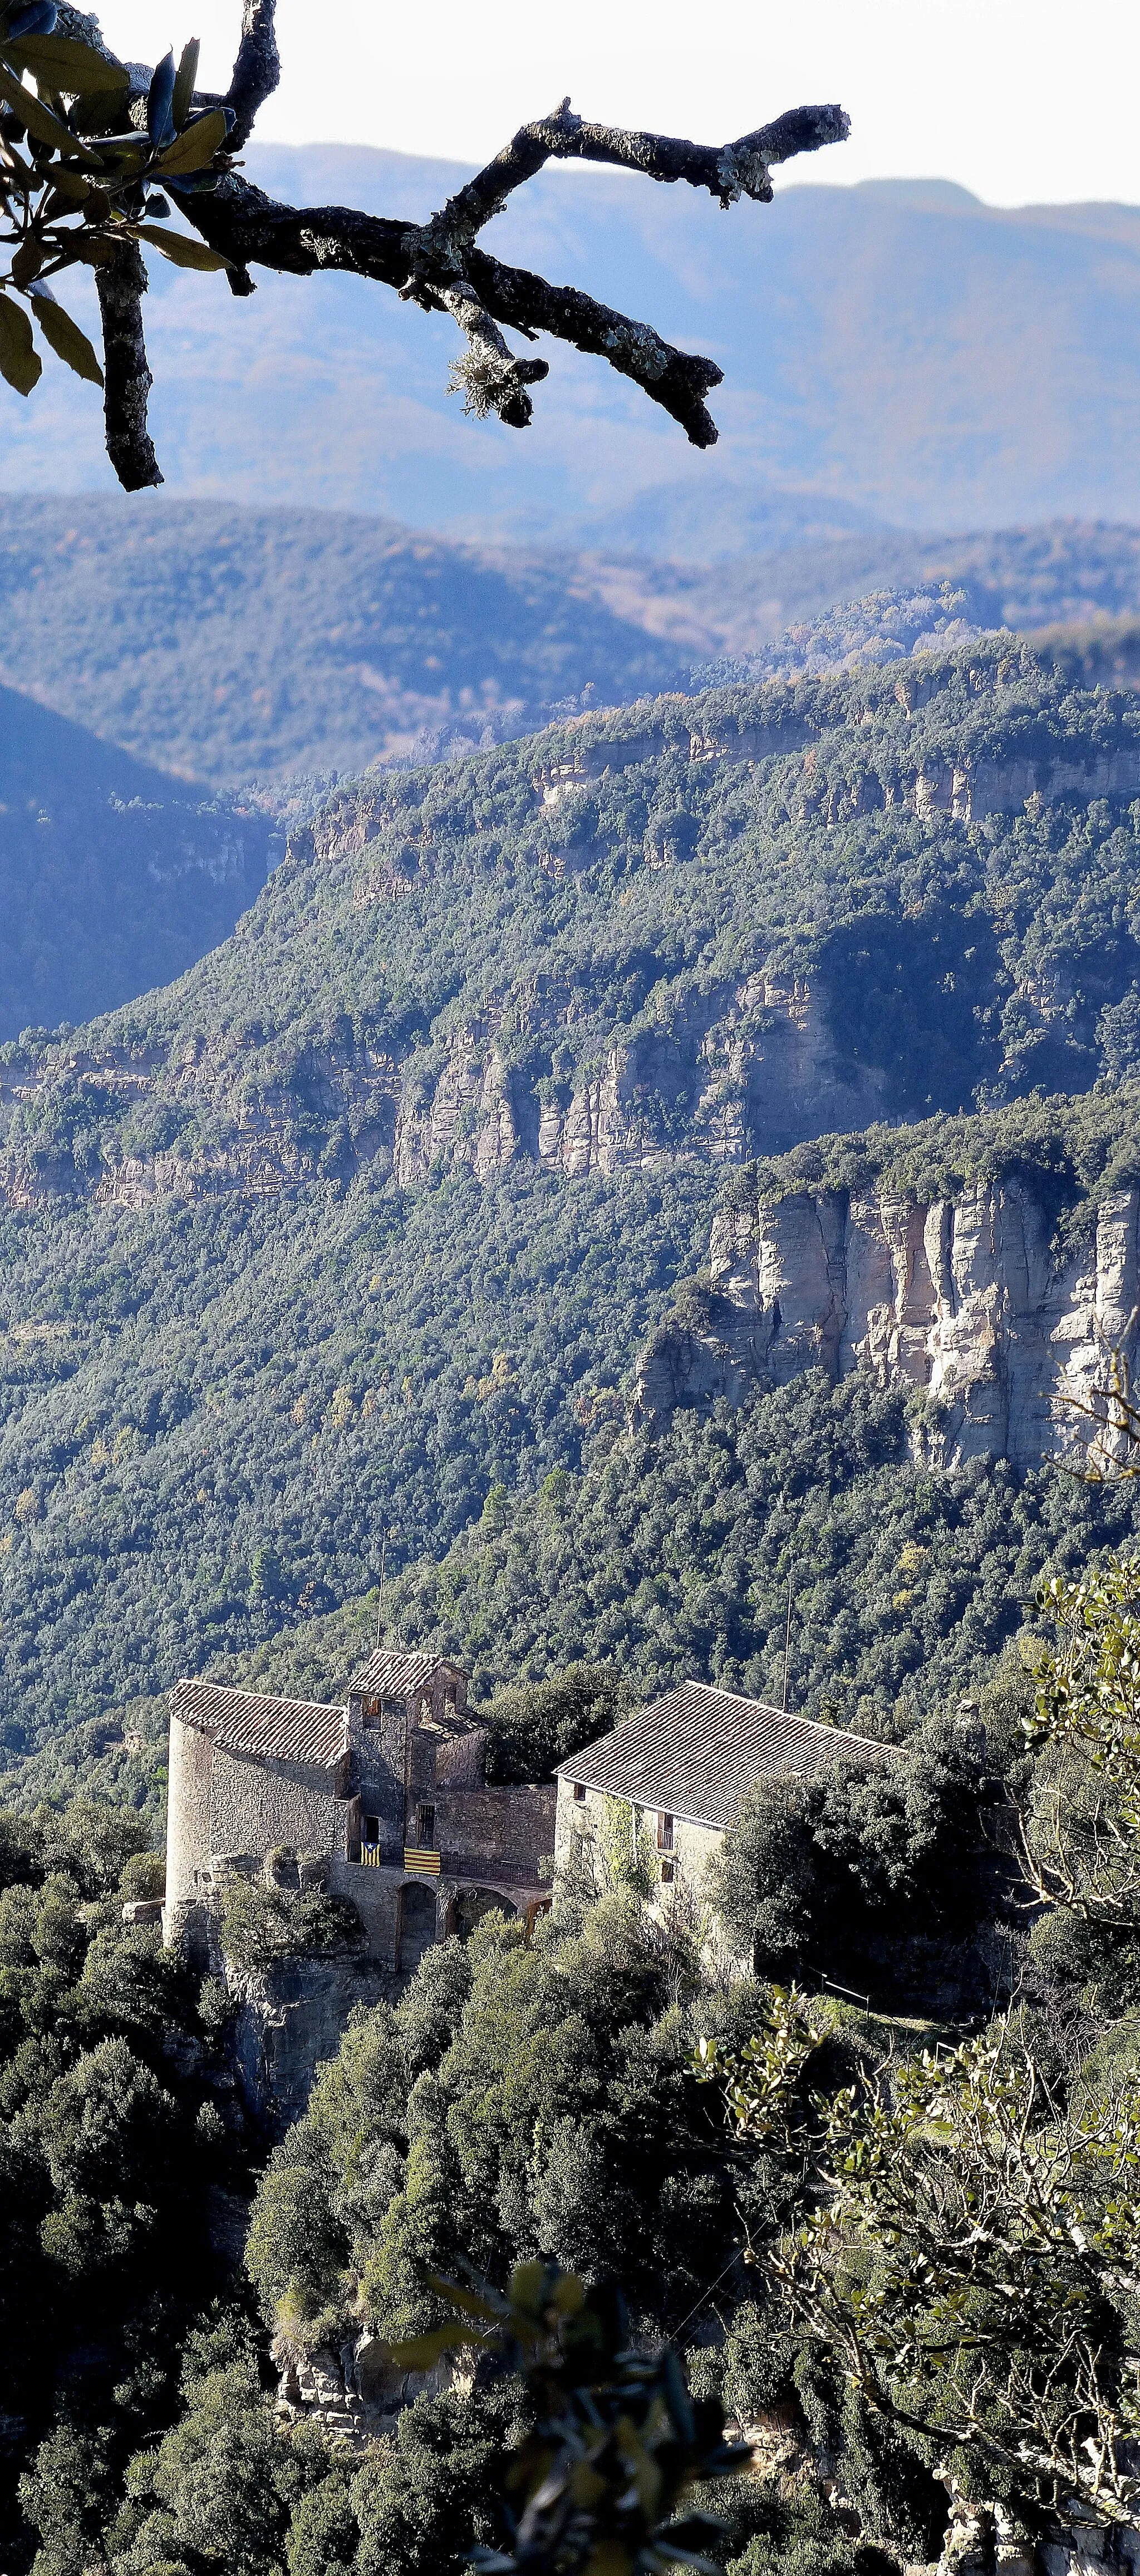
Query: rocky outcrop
xmin=529 ymin=690 xmax=1140 ymax=828
xmin=633 ymin=1179 xmax=1140 ymax=1470
xmin=273 ymin=2328 xmax=463 ymax=2453
xmin=225 ymin=1955 xmax=396 ymax=2135
xmin=0 ymin=970 xmax=892 ymax=1207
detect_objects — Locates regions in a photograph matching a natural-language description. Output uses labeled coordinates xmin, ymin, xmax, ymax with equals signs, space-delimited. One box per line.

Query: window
xmin=572 ymin=1783 xmax=587 ymax=1803
xmin=661 ymin=1859 xmax=675 ymax=1885
xmin=417 ymin=1804 xmax=436 ymax=1847
xmin=363 ymin=1814 xmax=380 ymax=1845
xmin=657 ymin=1813 xmax=674 ymax=1851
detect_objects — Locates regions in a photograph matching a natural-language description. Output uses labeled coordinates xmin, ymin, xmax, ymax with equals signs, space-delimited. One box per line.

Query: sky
xmin=102 ymin=0 xmax=1140 ymax=207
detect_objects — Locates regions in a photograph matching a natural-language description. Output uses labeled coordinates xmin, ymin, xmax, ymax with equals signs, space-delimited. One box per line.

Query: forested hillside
xmin=3 ymin=641 xmax=1140 ymax=1747
xmin=7 ymin=502 xmax=1140 ymax=786
xmin=0 ymin=499 xmax=681 ymax=785
xmin=6 ymin=636 xmax=1140 ymax=1204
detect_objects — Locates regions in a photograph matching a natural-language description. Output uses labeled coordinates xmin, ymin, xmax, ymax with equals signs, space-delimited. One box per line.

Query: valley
xmin=0 ymin=637 xmax=1138 ymax=1756
xmin=2 ymin=19 xmax=1140 ymax=2576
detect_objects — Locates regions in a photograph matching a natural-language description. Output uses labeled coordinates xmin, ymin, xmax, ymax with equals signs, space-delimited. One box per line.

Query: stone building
xmin=164 ymin=1644 xmax=554 ymax=1974
xmin=554 ymin=1678 xmax=886 ymax=1899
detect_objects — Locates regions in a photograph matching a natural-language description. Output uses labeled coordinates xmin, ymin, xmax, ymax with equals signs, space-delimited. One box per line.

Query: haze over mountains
xmin=2 ymin=152 xmax=1140 ymax=543
xmin=0 ymin=687 xmax=273 ymax=1041
xmin=5 ymin=504 xmax=1140 ymax=800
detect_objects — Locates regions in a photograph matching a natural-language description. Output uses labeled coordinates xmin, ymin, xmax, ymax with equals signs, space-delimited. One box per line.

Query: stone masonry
xmin=163 ymin=1645 xmax=555 ymax=1978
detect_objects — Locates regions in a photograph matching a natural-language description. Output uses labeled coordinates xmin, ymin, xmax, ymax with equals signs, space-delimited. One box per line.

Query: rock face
xmin=7 ymin=645 xmax=1140 ymax=1211
xmin=633 ymin=1179 xmax=1140 ymax=1469
xmin=225 ymin=1956 xmax=396 ymax=2136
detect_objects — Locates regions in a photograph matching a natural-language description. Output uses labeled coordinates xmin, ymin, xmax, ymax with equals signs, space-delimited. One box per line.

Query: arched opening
xmin=450 ymin=1886 xmax=518 ymax=1942
xmin=397 ymin=1880 xmax=438 ymax=1973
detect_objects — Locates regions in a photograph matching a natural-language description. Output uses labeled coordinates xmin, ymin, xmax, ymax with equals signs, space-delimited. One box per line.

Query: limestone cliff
xmin=633 ymin=1178 xmax=1140 ymax=1470
xmin=225 ymin=1955 xmax=396 ymax=2136
xmin=4 ymin=641 xmax=1140 ymax=1209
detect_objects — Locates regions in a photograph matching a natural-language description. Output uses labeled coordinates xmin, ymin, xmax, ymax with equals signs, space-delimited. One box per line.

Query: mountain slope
xmin=0 ymin=498 xmax=683 ymax=785
xmin=5 ymin=156 xmax=1140 ymax=537
xmin=4 ymin=499 xmax=1140 ymax=788
xmin=0 ymin=644 xmax=1137 ymax=1742
xmin=3 ymin=636 xmax=1139 ymax=1206
xmin=0 ymin=684 xmax=274 ymax=1040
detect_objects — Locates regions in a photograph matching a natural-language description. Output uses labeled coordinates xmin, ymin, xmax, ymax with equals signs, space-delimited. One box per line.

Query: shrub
xmin=219 ymin=1882 xmax=365 ymax=1970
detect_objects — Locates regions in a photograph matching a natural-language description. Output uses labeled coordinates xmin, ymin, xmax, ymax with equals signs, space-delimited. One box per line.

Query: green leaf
xmin=9 ymin=234 xmax=42 ymax=287
xmin=41 ymin=163 xmax=91 ymax=205
xmin=6 ymin=32 xmax=130 ymax=96
xmin=125 ymin=219 xmax=230 ymax=270
xmin=380 ymin=2324 xmax=471 ymax=2371
xmin=0 ymin=291 xmax=41 ymax=394
xmin=0 ymin=65 xmax=100 ymax=159
xmin=423 ymin=2273 xmax=498 ymax=2324
xmin=155 ymin=107 xmax=226 ymax=177
xmin=170 ymin=36 xmax=199 ymax=131
xmin=95 ymin=136 xmax=149 ymax=174
xmin=28 ymin=287 xmax=102 ymax=385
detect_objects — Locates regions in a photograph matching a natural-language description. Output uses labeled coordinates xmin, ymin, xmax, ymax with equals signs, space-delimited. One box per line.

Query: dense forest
xmin=9 ymin=638 xmax=1140 ymax=1211
xmin=7 ymin=1548 xmax=1140 ymax=2576
xmin=5 ymin=571 xmax=1140 ymax=2576
xmin=4 ymin=1080 xmax=1140 ymax=1752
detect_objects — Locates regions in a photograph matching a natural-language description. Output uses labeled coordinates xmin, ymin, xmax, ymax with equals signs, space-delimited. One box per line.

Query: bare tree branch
xmin=0 ymin=0 xmax=848 ymax=480
xmin=95 ymin=239 xmax=163 ymax=491
xmin=185 ymin=176 xmax=728 ymax=442
xmin=223 ymin=0 xmax=280 ymax=150
xmin=438 ymin=277 xmax=549 ymax=427
xmin=425 ymin=97 xmax=850 ymax=255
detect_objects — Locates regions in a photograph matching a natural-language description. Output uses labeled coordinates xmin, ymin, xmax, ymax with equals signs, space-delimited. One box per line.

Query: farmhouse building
xmin=554 ymin=1678 xmax=887 ymax=1895
xmin=164 ymin=1647 xmax=888 ymax=1980
xmin=164 ymin=1645 xmax=554 ymax=1974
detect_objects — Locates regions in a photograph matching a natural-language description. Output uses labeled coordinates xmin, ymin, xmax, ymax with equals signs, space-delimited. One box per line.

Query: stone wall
xmin=633 ymin=1179 xmax=1140 ymax=1470
xmin=208 ymin=1743 xmax=353 ymax=1864
xmin=164 ymin=1722 xmax=355 ymax=1959
xmin=435 ymin=1782 xmax=556 ymax=1876
xmin=554 ymin=1778 xmax=720 ymax=1905
xmin=165 ymin=1713 xmax=214 ymax=1913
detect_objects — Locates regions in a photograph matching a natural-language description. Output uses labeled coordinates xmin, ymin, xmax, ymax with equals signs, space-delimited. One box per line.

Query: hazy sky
xmin=103 ymin=0 xmax=1138 ymax=207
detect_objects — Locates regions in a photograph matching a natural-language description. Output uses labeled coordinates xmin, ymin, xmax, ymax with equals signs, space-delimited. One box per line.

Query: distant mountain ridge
xmin=2 ymin=154 xmax=1140 ymax=539
xmin=4 ymin=515 xmax=1138 ymax=1047
xmin=4 ymin=501 xmax=1140 ymax=794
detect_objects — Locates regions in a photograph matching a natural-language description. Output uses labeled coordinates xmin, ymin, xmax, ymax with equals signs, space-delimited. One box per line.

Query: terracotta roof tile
xmin=170 ymin=1680 xmax=348 ymax=1774
xmin=556 ymin=1679 xmax=889 ymax=1828
xmin=349 ymin=1646 xmax=466 ymax=1698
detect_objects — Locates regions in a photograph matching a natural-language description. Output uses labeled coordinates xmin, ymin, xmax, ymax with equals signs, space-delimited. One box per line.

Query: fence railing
xmin=351 ymin=1843 xmax=546 ymax=1888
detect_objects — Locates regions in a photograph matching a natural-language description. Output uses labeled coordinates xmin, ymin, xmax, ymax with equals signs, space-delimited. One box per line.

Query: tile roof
xmin=556 ymin=1679 xmax=890 ymax=1828
xmin=348 ymin=1646 xmax=466 ymax=1698
xmin=170 ymin=1679 xmax=349 ymax=1774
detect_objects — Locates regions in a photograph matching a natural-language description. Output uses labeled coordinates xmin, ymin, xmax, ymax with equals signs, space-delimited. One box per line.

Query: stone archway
xmin=397 ymin=1880 xmax=438 ymax=1973
xmin=450 ymin=1886 xmax=518 ymax=1942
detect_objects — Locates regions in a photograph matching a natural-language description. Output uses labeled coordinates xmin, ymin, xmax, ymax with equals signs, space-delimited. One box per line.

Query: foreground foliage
xmin=0 ymin=1796 xmax=249 ymax=2571
xmin=696 ymin=1551 xmax=1140 ymax=2535
xmin=389 ymin=2260 xmax=751 ymax=2576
